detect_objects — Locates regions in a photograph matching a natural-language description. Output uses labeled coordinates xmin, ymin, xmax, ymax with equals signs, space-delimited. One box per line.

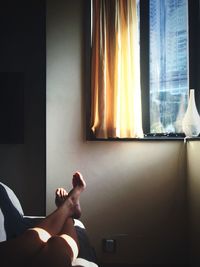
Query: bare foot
xmin=56 ymin=172 xmax=86 ymax=219
xmin=55 ymin=187 xmax=68 ymax=208
xmin=68 ymin=172 xmax=86 ymax=219
xmin=72 ymin=171 xmax=86 ymax=190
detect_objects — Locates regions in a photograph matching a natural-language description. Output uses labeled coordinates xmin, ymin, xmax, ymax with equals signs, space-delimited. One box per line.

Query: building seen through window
xmin=149 ymin=0 xmax=189 ymax=133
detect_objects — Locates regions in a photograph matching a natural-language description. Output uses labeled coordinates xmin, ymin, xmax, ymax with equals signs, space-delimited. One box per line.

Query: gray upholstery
xmin=0 ymin=182 xmax=24 ymax=241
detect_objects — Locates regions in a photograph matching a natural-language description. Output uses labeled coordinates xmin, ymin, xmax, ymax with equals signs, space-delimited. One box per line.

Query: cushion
xmin=0 ymin=182 xmax=24 ymax=241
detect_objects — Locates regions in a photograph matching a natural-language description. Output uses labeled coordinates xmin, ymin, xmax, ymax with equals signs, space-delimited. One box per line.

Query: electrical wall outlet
xmin=102 ymin=238 xmax=116 ymax=253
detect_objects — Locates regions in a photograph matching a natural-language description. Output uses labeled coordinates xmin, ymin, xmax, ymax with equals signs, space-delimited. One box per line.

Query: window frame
xmin=85 ymin=0 xmax=200 ymax=141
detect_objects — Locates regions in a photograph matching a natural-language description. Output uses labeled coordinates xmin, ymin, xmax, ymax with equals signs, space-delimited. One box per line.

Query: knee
xmin=46 ymin=236 xmax=72 ymax=266
xmin=47 ymin=235 xmax=65 ymax=246
xmin=47 ymin=235 xmax=68 ymax=250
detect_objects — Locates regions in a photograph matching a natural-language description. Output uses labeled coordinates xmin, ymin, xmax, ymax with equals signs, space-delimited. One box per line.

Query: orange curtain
xmin=91 ymin=0 xmax=143 ymax=138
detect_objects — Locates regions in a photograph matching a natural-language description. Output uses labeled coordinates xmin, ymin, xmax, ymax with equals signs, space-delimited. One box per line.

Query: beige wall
xmin=187 ymin=141 xmax=200 ymax=265
xmin=46 ymin=0 xmax=188 ymax=264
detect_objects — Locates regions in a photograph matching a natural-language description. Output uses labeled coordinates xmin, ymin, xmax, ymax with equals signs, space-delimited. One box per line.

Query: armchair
xmin=0 ymin=182 xmax=98 ymax=267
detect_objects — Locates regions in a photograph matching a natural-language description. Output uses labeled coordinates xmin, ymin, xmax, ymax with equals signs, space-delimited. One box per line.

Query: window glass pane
xmin=149 ymin=0 xmax=189 ymax=133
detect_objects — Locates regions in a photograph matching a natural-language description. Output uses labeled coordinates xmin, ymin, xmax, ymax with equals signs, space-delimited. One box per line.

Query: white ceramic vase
xmin=182 ymin=89 xmax=200 ymax=137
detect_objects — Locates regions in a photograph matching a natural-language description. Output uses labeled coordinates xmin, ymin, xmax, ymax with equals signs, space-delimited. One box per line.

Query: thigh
xmin=29 ymin=236 xmax=72 ymax=267
xmin=0 ymin=229 xmax=45 ymax=267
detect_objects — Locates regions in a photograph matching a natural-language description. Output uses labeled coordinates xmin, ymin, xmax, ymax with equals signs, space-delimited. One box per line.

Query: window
xmin=86 ymin=0 xmax=200 ymax=140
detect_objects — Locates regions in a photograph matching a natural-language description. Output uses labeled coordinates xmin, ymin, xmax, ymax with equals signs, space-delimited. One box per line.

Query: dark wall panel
xmin=0 ymin=0 xmax=46 ymax=215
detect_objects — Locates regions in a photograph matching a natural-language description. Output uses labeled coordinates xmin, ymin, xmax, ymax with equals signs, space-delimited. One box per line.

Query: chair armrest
xmin=23 ymin=215 xmax=45 ymax=219
xmin=22 ymin=215 xmax=45 ymax=227
xmin=23 ymin=217 xmax=85 ymax=228
xmin=74 ymin=219 xmax=85 ymax=229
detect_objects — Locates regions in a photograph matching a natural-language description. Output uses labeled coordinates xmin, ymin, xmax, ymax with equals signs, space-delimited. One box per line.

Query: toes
xmin=60 ymin=188 xmax=68 ymax=198
xmin=55 ymin=188 xmax=68 ymax=207
xmin=56 ymin=188 xmax=68 ymax=198
xmin=72 ymin=172 xmax=86 ymax=189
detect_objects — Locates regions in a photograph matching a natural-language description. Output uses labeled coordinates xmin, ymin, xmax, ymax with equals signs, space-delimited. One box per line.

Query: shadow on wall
xmin=81 ymin=143 xmax=187 ymax=265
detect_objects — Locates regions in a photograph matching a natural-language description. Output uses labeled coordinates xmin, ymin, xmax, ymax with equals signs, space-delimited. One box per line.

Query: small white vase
xmin=182 ymin=89 xmax=200 ymax=137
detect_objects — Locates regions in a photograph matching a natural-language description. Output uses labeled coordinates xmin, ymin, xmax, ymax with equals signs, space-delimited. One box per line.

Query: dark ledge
xmin=87 ymin=133 xmax=200 ymax=141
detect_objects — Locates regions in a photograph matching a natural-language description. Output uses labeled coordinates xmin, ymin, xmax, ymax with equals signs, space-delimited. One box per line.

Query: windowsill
xmin=143 ymin=136 xmax=200 ymax=141
xmin=87 ymin=134 xmax=200 ymax=141
xmin=143 ymin=134 xmax=200 ymax=141
xmin=183 ymin=136 xmax=200 ymax=141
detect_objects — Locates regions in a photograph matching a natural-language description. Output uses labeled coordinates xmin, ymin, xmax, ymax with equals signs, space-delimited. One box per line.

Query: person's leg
xmin=29 ymin=218 xmax=78 ymax=267
xmin=0 ymin=171 xmax=86 ymax=267
xmin=36 ymin=171 xmax=86 ymax=235
xmin=29 ymin=172 xmax=86 ymax=267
